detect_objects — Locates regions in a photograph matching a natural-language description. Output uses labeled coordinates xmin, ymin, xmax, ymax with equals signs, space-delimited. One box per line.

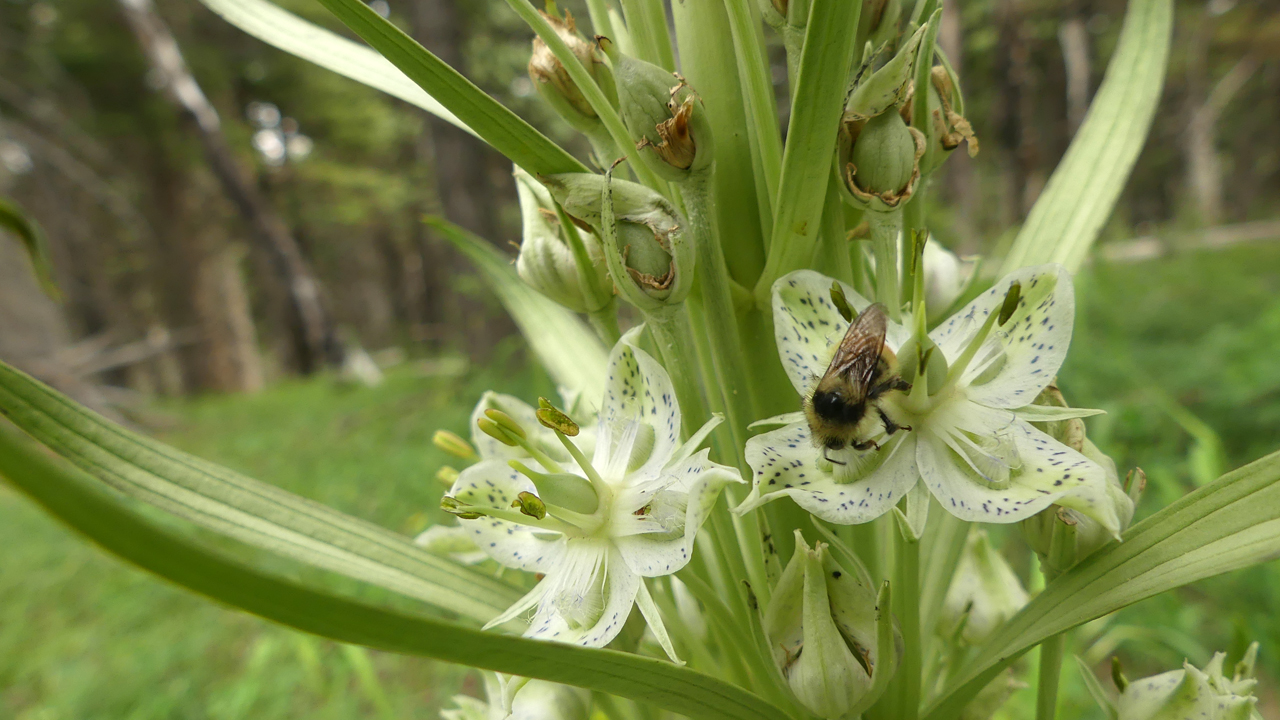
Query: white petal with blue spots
xmin=917 ymin=403 xmax=1117 ymax=532
xmin=448 ymin=460 xmax=564 ymax=573
xmin=524 ymin=544 xmax=640 ymax=648
xmin=596 ymin=328 xmax=681 ymax=479
xmin=738 ymin=422 xmax=918 ymax=525
xmin=614 ymin=450 xmax=741 ymax=577
xmin=772 ymin=270 xmax=911 ymax=396
xmin=929 ymin=264 xmax=1074 ymax=409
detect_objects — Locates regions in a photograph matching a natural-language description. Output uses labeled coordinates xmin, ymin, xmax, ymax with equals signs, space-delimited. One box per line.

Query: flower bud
xmin=941 ymin=530 xmax=1029 ymax=645
xmin=921 ymin=238 xmax=976 ymax=320
xmin=863 ymin=0 xmax=902 ymax=50
xmin=443 ymin=672 xmax=590 ymax=720
xmin=1022 ymin=385 xmax=1140 ymax=575
xmin=764 ymin=531 xmax=898 ymax=718
xmin=846 ymin=22 xmax=927 ymax=119
xmin=527 ymin=10 xmax=615 ymax=135
xmin=540 ymin=172 xmax=693 ymax=311
xmin=514 ymin=169 xmax=610 ymax=314
xmin=609 ymin=51 xmax=713 ymax=181
xmin=1116 ymin=646 xmax=1259 ymax=720
xmin=839 ymin=109 xmax=926 ymax=212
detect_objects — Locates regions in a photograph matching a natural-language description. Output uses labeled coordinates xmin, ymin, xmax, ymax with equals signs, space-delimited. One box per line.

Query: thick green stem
xmin=671 ymin=0 xmax=768 ymax=288
xmin=646 ymin=311 xmax=710 ymax=437
xmin=1036 ymin=634 xmax=1065 ymax=720
xmin=891 ymin=527 xmax=922 ymax=720
xmin=870 ymin=210 xmax=903 ymax=319
xmin=678 ymin=173 xmax=759 ymax=449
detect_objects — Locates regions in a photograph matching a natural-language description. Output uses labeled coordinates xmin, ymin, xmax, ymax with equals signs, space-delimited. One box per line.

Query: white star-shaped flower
xmin=445 ymin=328 xmax=739 ymax=657
xmin=737 ymin=265 xmax=1119 ymax=533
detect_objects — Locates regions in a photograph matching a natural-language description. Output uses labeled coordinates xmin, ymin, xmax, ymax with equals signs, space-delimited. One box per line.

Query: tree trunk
xmin=410 ymin=0 xmax=514 ymax=358
xmin=1185 ymin=56 xmax=1258 ymax=226
xmin=1058 ymin=16 xmax=1090 ymax=136
xmin=116 ymin=0 xmax=336 ymax=374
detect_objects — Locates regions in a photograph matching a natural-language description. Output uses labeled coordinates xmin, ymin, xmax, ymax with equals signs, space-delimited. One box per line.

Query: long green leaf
xmin=196 ymin=0 xmax=473 ymax=135
xmin=754 ymin=0 xmax=862 ymax=305
xmin=923 ymin=449 xmax=1280 ymax=720
xmin=0 ymin=196 xmax=61 ymax=300
xmin=426 ymin=217 xmax=609 ymax=402
xmin=0 ymin=425 xmax=793 ymax=720
xmin=305 ymin=0 xmax=587 ymax=176
xmin=998 ymin=0 xmax=1172 ymax=274
xmin=0 ymin=361 xmax=521 ymax=625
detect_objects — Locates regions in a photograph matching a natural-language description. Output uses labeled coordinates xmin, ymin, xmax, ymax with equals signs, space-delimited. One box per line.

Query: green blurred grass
xmin=0 ymin=343 xmax=553 ymax=720
xmin=2 ymin=244 xmax=1279 ymax=719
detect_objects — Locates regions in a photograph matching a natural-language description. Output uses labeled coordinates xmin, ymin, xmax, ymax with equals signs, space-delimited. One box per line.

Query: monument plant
xmin=0 ymin=0 xmax=1274 ymax=718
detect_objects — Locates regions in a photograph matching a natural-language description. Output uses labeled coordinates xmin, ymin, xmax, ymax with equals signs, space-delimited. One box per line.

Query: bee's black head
xmin=812 ymin=389 xmax=866 ymax=426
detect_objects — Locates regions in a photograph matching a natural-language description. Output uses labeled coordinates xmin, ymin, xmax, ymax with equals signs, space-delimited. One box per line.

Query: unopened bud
xmin=764 ymin=531 xmax=897 ymax=717
xmin=941 ymin=530 xmax=1029 ymax=645
xmin=1115 ymin=647 xmax=1259 ymax=720
xmin=613 ymin=54 xmax=713 ymax=181
xmin=433 ymin=430 xmax=476 ymax=460
xmin=514 ymin=169 xmax=610 ymax=314
xmin=541 ymin=172 xmax=693 ymax=312
xmin=1023 ymin=385 xmax=1135 ymax=573
xmin=846 ymin=22 xmax=927 ymax=119
xmin=839 ymin=109 xmax=926 ymax=212
xmin=863 ymin=0 xmax=902 ymax=49
xmin=527 ymin=10 xmax=615 ymax=134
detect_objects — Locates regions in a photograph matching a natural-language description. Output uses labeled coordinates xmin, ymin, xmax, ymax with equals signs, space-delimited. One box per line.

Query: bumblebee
xmin=805 ymin=302 xmax=912 ymax=463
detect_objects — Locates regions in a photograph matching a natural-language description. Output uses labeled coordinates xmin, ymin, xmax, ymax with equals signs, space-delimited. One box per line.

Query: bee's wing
xmin=824 ymin=302 xmax=888 ymax=398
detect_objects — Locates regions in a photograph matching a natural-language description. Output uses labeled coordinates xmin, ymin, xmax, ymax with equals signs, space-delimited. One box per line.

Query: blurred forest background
xmin=1 ymin=0 xmax=1279 ymax=717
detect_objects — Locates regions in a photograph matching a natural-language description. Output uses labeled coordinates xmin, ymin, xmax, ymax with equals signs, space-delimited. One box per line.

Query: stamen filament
xmin=938 ymin=307 xmax=1002 ymax=397
xmin=510 ymin=434 xmax=566 ymax=474
xmin=555 ymin=430 xmax=611 ymax=498
xmin=453 ymin=501 xmax=578 ymax=534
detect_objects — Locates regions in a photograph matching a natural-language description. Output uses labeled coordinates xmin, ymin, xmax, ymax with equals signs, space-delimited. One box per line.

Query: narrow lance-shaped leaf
xmin=755 ymin=0 xmax=863 ymax=305
xmin=196 ymin=0 xmax=474 ymax=135
xmin=923 ymin=448 xmax=1280 ymax=720
xmin=306 ymin=0 xmax=588 ymax=176
xmin=0 ymin=360 xmax=522 ymax=625
xmin=427 ymin=216 xmax=609 ymax=402
xmin=999 ymin=0 xmax=1173 ymax=274
xmin=0 ymin=425 xmax=794 ymax=720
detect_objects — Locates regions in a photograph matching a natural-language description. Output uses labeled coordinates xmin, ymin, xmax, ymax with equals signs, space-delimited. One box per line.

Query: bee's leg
xmin=823 ymin=448 xmax=848 ymax=466
xmin=879 ymin=408 xmax=912 ymax=436
xmin=890 ymin=377 xmax=912 ymax=393
xmin=851 ymin=438 xmax=882 ymax=452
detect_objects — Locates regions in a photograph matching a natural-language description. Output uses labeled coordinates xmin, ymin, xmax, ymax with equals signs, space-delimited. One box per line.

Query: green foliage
xmin=0 ymin=363 xmax=543 ymax=720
